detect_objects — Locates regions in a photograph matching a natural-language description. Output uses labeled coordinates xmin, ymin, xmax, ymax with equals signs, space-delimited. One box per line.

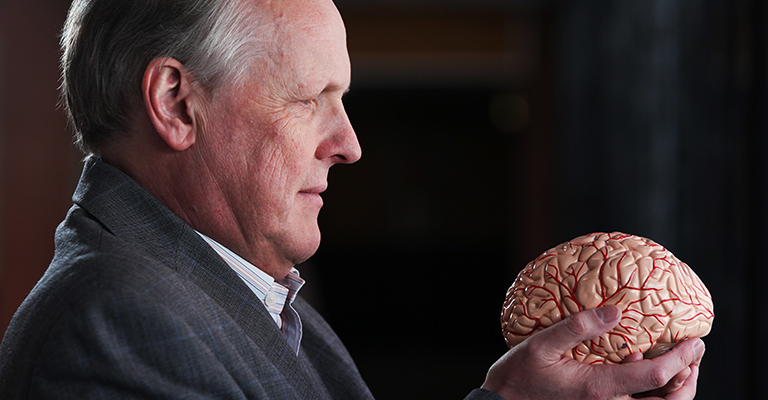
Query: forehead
xmin=252 ymin=0 xmax=345 ymax=42
xmin=252 ymin=0 xmax=350 ymax=88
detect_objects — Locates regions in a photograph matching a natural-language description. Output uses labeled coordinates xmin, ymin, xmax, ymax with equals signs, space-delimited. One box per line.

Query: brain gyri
xmin=501 ymin=232 xmax=714 ymax=364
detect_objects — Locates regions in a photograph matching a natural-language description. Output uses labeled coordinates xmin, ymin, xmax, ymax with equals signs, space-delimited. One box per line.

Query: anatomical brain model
xmin=501 ymin=232 xmax=714 ymax=364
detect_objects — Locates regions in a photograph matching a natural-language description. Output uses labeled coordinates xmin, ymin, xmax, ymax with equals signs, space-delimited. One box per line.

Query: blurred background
xmin=1 ymin=0 xmax=765 ymax=398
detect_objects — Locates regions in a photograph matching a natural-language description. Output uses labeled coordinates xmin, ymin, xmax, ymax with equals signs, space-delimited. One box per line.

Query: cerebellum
xmin=501 ymin=232 xmax=714 ymax=364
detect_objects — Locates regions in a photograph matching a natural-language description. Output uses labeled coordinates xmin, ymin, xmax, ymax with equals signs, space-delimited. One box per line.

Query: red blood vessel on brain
xmin=501 ymin=232 xmax=714 ymax=364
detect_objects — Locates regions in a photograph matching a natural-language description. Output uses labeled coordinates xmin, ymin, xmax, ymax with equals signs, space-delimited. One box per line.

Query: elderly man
xmin=0 ymin=0 xmax=704 ymax=398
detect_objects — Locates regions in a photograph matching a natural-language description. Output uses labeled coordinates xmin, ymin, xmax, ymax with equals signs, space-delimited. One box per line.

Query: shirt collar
xmin=194 ymin=231 xmax=304 ymax=314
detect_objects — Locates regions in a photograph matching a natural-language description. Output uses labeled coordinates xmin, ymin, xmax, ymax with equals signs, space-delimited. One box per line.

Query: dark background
xmin=2 ymin=0 xmax=765 ymax=398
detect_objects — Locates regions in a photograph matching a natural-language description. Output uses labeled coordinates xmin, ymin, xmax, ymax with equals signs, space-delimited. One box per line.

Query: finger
xmin=666 ymin=367 xmax=693 ymax=392
xmin=608 ymin=338 xmax=705 ymax=395
xmin=632 ymin=367 xmax=691 ymax=398
xmin=622 ymin=352 xmax=644 ymax=364
xmin=530 ymin=306 xmax=621 ymax=363
xmin=664 ymin=363 xmax=699 ymax=400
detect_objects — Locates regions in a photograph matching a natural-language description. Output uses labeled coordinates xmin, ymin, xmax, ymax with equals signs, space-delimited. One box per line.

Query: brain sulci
xmin=501 ymin=232 xmax=714 ymax=364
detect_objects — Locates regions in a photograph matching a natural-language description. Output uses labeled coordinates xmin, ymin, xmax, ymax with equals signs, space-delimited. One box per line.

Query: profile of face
xmin=192 ymin=0 xmax=360 ymax=278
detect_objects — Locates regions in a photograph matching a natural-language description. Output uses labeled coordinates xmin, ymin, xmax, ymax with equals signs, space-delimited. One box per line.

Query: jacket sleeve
xmin=464 ymin=388 xmax=505 ymax=400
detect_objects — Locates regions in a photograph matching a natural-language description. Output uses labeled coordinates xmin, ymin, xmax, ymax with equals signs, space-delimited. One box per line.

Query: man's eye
xmin=301 ymin=99 xmax=315 ymax=105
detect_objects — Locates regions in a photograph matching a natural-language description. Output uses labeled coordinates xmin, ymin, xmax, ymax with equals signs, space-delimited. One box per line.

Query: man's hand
xmin=481 ymin=306 xmax=706 ymax=400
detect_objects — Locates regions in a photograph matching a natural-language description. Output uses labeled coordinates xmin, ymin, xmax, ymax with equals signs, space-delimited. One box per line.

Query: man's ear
xmin=143 ymin=58 xmax=199 ymax=151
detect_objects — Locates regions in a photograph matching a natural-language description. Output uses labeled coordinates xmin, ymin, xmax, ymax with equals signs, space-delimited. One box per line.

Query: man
xmin=0 ymin=0 xmax=705 ymax=398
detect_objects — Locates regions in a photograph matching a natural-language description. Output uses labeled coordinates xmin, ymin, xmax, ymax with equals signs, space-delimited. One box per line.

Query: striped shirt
xmin=196 ymin=231 xmax=305 ymax=355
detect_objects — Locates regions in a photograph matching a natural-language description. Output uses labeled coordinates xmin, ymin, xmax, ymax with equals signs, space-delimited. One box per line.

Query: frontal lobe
xmin=501 ymin=232 xmax=714 ymax=364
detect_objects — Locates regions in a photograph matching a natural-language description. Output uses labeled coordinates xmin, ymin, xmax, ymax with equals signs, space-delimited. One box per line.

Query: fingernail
xmin=595 ymin=306 xmax=620 ymax=323
xmin=695 ymin=340 xmax=706 ymax=361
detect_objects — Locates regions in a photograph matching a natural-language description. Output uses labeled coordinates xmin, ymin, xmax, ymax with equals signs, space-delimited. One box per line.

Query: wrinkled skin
xmin=104 ymin=0 xmax=361 ymax=280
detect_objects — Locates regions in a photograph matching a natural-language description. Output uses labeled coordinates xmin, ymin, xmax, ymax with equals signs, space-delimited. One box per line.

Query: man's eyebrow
xmin=323 ymin=82 xmax=351 ymax=96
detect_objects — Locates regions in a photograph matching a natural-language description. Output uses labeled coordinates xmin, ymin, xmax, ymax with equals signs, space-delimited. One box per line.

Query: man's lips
xmin=299 ymin=185 xmax=327 ymax=207
xmin=299 ymin=184 xmax=327 ymax=195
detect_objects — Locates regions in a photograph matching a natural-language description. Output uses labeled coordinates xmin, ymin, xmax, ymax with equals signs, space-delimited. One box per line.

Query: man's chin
xmin=287 ymin=229 xmax=322 ymax=266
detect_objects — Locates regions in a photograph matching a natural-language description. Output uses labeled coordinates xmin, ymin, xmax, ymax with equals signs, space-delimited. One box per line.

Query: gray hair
xmin=60 ymin=0 xmax=266 ymax=155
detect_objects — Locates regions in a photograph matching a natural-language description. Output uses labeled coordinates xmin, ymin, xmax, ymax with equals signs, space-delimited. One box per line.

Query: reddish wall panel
xmin=0 ymin=0 xmax=78 ymax=337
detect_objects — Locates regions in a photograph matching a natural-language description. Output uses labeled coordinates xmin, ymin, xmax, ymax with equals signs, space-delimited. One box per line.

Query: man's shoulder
xmin=4 ymin=203 xmax=199 ymax=344
xmin=0 ymin=202 xmax=256 ymax=399
xmin=42 ymin=204 xmax=174 ymax=299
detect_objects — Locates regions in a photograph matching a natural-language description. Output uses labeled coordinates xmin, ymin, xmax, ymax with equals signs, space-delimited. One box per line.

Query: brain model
xmin=501 ymin=232 xmax=714 ymax=364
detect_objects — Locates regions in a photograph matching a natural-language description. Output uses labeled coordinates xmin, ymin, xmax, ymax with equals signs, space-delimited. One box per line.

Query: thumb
xmin=532 ymin=305 xmax=622 ymax=363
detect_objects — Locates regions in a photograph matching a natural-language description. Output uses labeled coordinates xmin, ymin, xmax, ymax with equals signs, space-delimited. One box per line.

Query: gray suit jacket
xmin=0 ymin=157 xmax=501 ymax=400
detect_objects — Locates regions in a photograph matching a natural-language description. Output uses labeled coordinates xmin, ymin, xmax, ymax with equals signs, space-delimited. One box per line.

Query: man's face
xmin=193 ymin=0 xmax=360 ymax=278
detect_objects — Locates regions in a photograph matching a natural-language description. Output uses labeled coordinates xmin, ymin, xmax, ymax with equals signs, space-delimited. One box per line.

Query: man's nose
xmin=317 ymin=106 xmax=362 ymax=164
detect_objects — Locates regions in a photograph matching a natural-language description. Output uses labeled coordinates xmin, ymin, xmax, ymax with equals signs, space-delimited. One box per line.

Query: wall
xmin=0 ymin=0 xmax=79 ymax=338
